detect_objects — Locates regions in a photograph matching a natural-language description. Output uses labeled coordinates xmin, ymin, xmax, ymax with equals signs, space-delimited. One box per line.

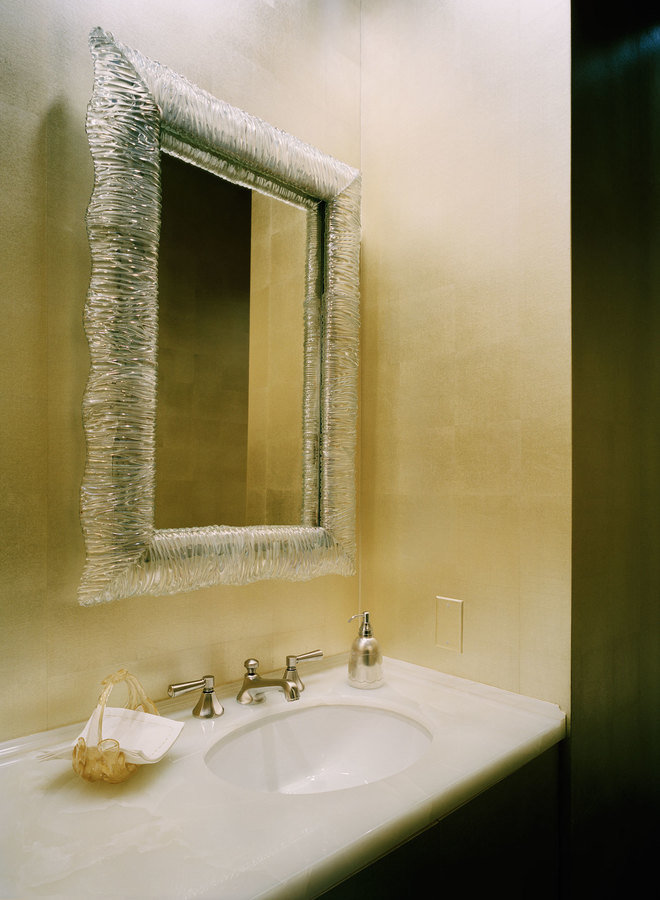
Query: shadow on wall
xmin=43 ymin=98 xmax=91 ymax=586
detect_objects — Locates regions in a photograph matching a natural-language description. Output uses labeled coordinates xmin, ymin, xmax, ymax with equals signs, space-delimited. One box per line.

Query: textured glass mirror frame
xmin=79 ymin=28 xmax=360 ymax=605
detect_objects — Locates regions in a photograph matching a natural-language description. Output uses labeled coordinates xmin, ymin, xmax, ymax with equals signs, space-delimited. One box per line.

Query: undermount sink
xmin=204 ymin=703 xmax=433 ymax=794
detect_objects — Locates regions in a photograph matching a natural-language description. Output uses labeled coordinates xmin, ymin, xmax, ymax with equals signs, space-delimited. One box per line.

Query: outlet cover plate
xmin=435 ymin=596 xmax=463 ymax=652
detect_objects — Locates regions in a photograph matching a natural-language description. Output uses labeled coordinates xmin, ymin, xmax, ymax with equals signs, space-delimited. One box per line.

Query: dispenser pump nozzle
xmin=348 ymin=610 xmax=373 ymax=637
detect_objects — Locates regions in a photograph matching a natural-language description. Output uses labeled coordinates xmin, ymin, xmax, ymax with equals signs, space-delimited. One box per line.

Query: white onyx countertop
xmin=0 ymin=657 xmax=565 ymax=899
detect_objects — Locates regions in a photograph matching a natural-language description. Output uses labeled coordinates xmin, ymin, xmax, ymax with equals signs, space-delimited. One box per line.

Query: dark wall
xmin=571 ymin=2 xmax=660 ymax=896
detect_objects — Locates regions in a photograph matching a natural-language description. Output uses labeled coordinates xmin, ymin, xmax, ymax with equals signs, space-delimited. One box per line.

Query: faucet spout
xmin=236 ymin=659 xmax=300 ymax=705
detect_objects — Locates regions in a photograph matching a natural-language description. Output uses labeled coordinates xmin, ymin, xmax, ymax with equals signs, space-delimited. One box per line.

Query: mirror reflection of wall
xmin=155 ymin=153 xmax=306 ymax=530
xmin=246 ymin=192 xmax=306 ymax=527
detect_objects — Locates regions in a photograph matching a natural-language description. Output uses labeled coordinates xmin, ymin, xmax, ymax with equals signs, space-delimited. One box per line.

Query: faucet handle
xmin=284 ymin=649 xmax=323 ymax=691
xmin=291 ymin=649 xmax=323 ymax=663
xmin=167 ymin=674 xmax=223 ymax=719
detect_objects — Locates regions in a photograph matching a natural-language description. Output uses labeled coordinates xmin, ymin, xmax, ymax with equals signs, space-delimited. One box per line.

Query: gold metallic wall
xmin=0 ymin=0 xmax=361 ymax=740
xmin=0 ymin=0 xmax=571 ymax=741
xmin=359 ymin=0 xmax=571 ymax=710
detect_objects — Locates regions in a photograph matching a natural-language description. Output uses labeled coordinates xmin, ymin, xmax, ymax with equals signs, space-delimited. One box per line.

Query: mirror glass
xmin=155 ymin=154 xmax=306 ymax=529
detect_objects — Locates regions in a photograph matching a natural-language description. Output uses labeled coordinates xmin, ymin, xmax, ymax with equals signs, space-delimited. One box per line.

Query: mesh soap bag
xmin=72 ymin=669 xmax=160 ymax=784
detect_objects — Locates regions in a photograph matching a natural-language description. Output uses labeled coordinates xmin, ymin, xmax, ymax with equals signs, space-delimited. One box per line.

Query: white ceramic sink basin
xmin=204 ymin=703 xmax=433 ymax=794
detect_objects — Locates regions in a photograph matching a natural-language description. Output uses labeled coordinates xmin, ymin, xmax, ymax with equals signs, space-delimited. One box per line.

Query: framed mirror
xmin=79 ymin=28 xmax=360 ymax=605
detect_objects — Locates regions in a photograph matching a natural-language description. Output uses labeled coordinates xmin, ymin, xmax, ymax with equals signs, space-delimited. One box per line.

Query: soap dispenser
xmin=347 ymin=611 xmax=384 ymax=689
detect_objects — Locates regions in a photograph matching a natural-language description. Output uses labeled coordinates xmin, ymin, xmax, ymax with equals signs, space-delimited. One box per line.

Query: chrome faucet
xmin=236 ymin=649 xmax=323 ymax=704
xmin=167 ymin=674 xmax=224 ymax=718
xmin=236 ymin=659 xmax=300 ymax=704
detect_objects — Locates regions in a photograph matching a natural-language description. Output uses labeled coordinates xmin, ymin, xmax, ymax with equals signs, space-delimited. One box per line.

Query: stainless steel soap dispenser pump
xmin=347 ymin=611 xmax=383 ymax=689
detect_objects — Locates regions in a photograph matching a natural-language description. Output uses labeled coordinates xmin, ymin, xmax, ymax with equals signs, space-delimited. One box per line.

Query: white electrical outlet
xmin=435 ymin=596 xmax=463 ymax=652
